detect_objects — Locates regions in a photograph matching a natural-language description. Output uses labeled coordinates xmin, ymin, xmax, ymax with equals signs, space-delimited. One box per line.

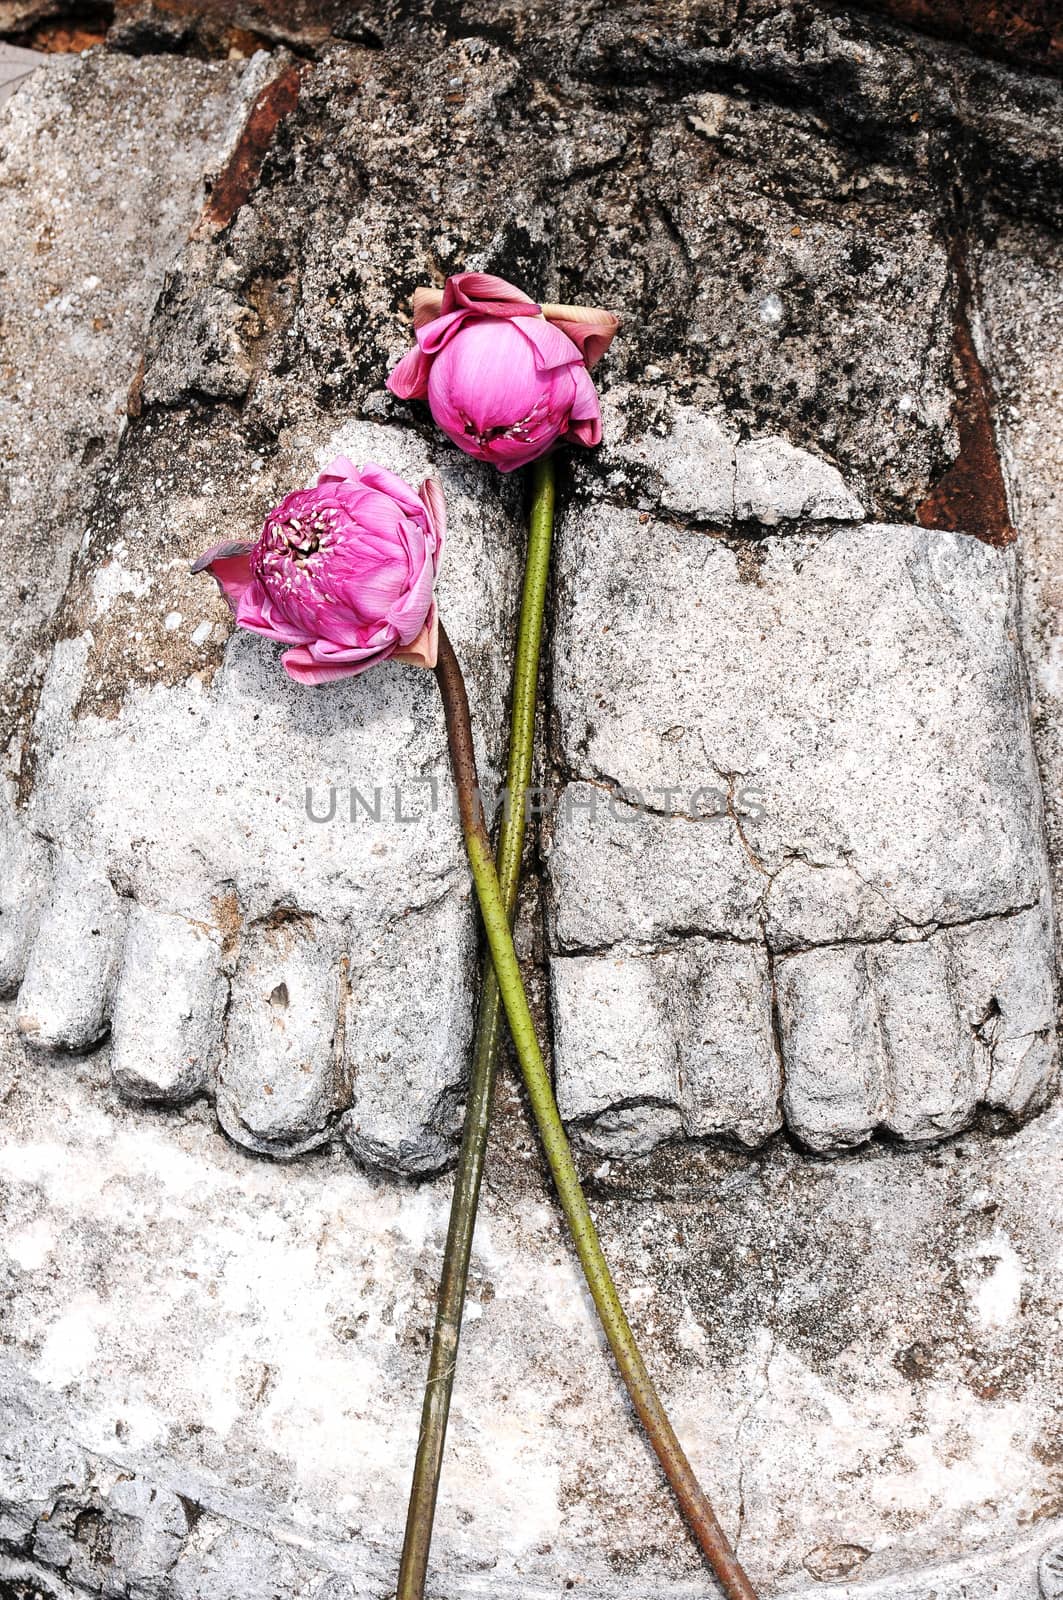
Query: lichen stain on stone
xmin=195 ymin=62 xmax=303 ymax=236
xmin=61 ymin=564 xmax=233 ymax=723
xmin=210 ymin=888 xmax=243 ymax=960
xmin=803 ymin=1542 xmax=872 ymax=1580
xmin=916 ymin=254 xmax=1015 ymax=547
xmin=856 ymin=0 xmax=1062 ymax=73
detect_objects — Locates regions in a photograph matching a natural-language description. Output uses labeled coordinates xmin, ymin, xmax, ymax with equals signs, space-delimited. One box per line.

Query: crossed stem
xmin=396 ymin=457 xmax=556 ymax=1600
xmin=432 ymin=615 xmax=760 ymax=1600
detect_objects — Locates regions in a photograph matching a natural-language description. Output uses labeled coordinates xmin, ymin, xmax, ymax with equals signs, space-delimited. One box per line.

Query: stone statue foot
xmin=547 ymin=411 xmax=1058 ymax=1159
xmin=2 ymin=417 xmax=519 ymax=1176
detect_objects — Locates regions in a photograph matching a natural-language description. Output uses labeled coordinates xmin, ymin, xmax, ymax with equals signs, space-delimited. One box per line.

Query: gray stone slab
xmin=0 ymin=44 xmax=42 ymax=110
xmin=552 ymin=942 xmax=780 ymax=1154
xmin=1 ymin=1017 xmax=1061 ymax=1597
xmin=0 ymin=49 xmax=266 ymax=757
xmin=548 ymin=512 xmax=1057 ymax=1154
xmin=2 ymin=26 xmax=1062 ymax=1600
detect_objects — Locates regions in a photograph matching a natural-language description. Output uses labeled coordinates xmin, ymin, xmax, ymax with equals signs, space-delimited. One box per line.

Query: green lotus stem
xmin=396 ymin=457 xmax=556 ymax=1600
xmin=433 ymin=621 xmax=760 ymax=1600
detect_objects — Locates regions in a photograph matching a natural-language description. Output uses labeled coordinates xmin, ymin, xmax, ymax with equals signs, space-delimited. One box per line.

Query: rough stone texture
xmin=0 ymin=43 xmax=41 ymax=107
xmin=0 ymin=9 xmax=1062 ymax=1600
xmin=978 ymin=223 xmax=1063 ymax=938
xmin=548 ymin=512 xmax=1056 ymax=1154
xmin=0 ymin=44 xmax=528 ymax=1179
xmin=2 ymin=1022 xmax=1063 ymax=1597
xmin=553 ymin=943 xmax=780 ymax=1154
xmin=853 ymin=0 xmax=1062 ymax=72
xmin=5 ymin=414 xmax=519 ymax=1175
xmin=0 ymin=48 xmax=265 ymax=751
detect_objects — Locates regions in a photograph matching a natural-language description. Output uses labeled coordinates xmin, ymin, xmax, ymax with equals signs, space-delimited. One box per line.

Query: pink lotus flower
xmin=192 ymin=459 xmax=445 ymax=685
xmin=387 ymin=272 xmax=618 ymax=473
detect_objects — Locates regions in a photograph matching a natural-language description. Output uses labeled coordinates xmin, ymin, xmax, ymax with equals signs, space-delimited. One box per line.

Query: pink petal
xmin=190 ymin=540 xmax=254 ymax=611
xmin=427 ymin=318 xmax=542 ymax=437
xmin=543 ymin=304 xmax=620 ymax=370
xmin=513 ymin=315 xmax=585 ymax=374
xmin=281 ymin=637 xmax=397 ymax=684
xmin=393 ymin=606 xmax=438 ymax=670
xmin=418 ymin=475 xmax=446 ymax=565
xmin=416 ymin=307 xmax=475 ymax=356
xmin=387 ymin=344 xmax=432 ymax=400
xmin=317 ymin=455 xmax=360 ymax=485
xmin=443 ymin=272 xmax=540 ymax=318
xmin=566 ymin=362 xmax=603 ymax=446
xmin=485 ymin=436 xmax=557 ymax=472
xmin=357 ymin=462 xmax=429 ymax=520
xmin=281 ymin=646 xmax=384 ymax=684
xmin=566 ymin=415 xmax=601 ymax=447
xmin=234 ymin=585 xmax=316 ymax=645
xmin=387 ymin=541 xmax=436 ymax=642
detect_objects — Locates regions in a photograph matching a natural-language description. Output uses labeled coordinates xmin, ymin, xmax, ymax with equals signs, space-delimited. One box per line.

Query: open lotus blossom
xmin=192 ymin=458 xmax=445 ymax=684
xmin=386 ymin=272 xmax=619 ymax=472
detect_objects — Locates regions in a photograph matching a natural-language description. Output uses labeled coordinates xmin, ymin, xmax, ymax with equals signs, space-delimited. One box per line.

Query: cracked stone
xmin=548 ymin=508 xmax=1056 ymax=1154
xmin=549 ymin=788 xmax=764 ymax=952
xmin=597 ymin=389 xmax=736 ymax=521
xmin=552 ymin=942 xmax=780 ymax=1154
xmin=596 ymin=389 xmax=866 ymax=528
xmin=0 ymin=49 xmax=263 ymax=758
xmin=734 ymin=436 xmax=865 ymax=526
xmin=4 ymin=417 xmax=519 ymax=1174
xmin=2 ymin=20 xmax=1062 ymax=1600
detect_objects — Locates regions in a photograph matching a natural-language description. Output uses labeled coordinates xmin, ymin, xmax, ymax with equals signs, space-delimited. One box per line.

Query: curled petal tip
xmin=541 ymin=303 xmax=620 ymax=369
xmin=387 ymin=343 xmax=432 ymax=400
xmin=393 ymin=609 xmax=439 ymax=670
xmin=190 ymin=539 xmax=252 ymax=575
xmin=418 ymin=474 xmax=447 ymax=556
xmin=413 ymin=286 xmax=445 ymax=328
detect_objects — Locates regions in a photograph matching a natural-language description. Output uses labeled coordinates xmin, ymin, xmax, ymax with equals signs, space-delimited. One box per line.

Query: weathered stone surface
xmin=1 ymin=16 xmax=1062 ymax=1600
xmin=0 ymin=42 xmax=41 ymax=108
xmin=110 ymin=906 xmax=227 ymax=1103
xmin=15 ymin=857 xmax=125 ymax=1052
xmin=548 ymin=510 xmax=1056 ymax=1154
xmin=1 ymin=44 xmax=542 ymax=1176
xmin=6 ymin=415 xmax=519 ymax=1172
xmin=852 ymin=0 xmax=1061 ymax=73
xmin=734 ymin=436 xmax=865 ymax=526
xmin=217 ymin=912 xmax=345 ymax=1157
xmin=340 ymin=892 xmax=476 ymax=1176
xmin=563 ymin=103 xmax=957 ymax=522
xmin=978 ymin=221 xmax=1063 ymax=942
xmin=550 ymin=790 xmax=764 ymax=951
xmin=2 ymin=1018 xmax=1063 ymax=1597
xmin=0 ymin=48 xmax=263 ymax=757
xmin=777 ymin=907 xmax=1056 ymax=1151
xmin=553 ymin=942 xmax=780 ymax=1154
xmin=107 ymin=0 xmax=350 ymax=53
xmin=596 ymin=386 xmax=867 ymax=528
